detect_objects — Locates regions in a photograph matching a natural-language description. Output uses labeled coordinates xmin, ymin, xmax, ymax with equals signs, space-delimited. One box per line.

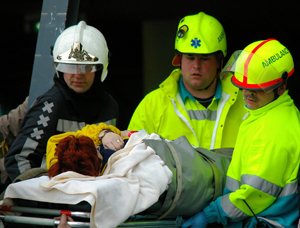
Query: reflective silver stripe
xmin=278 ymin=181 xmax=297 ymax=197
xmin=56 ymin=119 xmax=117 ymax=132
xmin=210 ymin=92 xmax=230 ymax=149
xmin=258 ymin=217 xmax=284 ymax=228
xmin=88 ymin=120 xmax=116 ymax=127
xmin=226 ymin=175 xmax=296 ymax=198
xmin=221 ymin=194 xmax=248 ymax=220
xmin=37 ymin=114 xmax=50 ymax=127
xmin=104 ymin=118 xmax=117 ymax=126
xmin=56 ymin=119 xmax=86 ymax=132
xmin=16 ymin=138 xmax=38 ymax=173
xmin=241 ymin=174 xmax=282 ymax=197
xmin=187 ymin=109 xmax=217 ymax=121
xmin=30 ymin=128 xmax=44 ymax=140
xmin=223 ymin=175 xmax=296 ymax=224
xmin=171 ymin=97 xmax=199 ymax=147
xmin=225 ymin=176 xmax=241 ymax=192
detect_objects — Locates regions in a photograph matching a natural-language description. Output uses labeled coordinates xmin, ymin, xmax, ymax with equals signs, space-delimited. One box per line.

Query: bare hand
xmin=102 ymin=132 xmax=124 ymax=150
xmin=121 ymin=130 xmax=131 ymax=138
xmin=55 ymin=214 xmax=73 ymax=228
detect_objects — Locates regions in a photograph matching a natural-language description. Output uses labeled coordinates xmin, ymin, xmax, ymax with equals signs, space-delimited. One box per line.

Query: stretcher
xmin=0 ymin=134 xmax=232 ymax=228
xmin=0 ymin=200 xmax=185 ymax=227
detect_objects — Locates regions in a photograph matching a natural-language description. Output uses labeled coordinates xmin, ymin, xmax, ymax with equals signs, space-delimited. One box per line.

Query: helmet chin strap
xmin=273 ymin=88 xmax=279 ymax=101
xmin=196 ymin=58 xmax=222 ymax=91
xmin=56 ymin=70 xmax=61 ymax=78
xmin=197 ymin=73 xmax=218 ymax=91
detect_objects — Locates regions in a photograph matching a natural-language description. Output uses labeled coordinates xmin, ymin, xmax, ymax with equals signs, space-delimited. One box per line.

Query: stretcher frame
xmin=0 ymin=203 xmax=184 ymax=227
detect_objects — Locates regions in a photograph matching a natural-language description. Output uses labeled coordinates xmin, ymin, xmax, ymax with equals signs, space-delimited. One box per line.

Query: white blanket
xmin=2 ymin=133 xmax=173 ymax=228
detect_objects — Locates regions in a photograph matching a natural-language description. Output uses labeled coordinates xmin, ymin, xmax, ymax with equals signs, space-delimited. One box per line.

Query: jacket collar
xmin=247 ymin=90 xmax=291 ymax=116
xmin=159 ymin=69 xmax=182 ymax=98
xmin=179 ymin=77 xmax=222 ymax=103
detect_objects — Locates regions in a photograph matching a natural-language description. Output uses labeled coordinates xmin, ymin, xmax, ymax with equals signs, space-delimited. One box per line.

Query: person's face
xmin=243 ymin=89 xmax=275 ymax=110
xmin=63 ymin=72 xmax=95 ymax=93
xmin=181 ymin=53 xmax=219 ymax=92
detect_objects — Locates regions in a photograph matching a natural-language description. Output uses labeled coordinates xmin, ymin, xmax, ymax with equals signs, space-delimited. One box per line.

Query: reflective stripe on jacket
xmin=5 ymin=76 xmax=118 ymax=181
xmin=128 ymin=68 xmax=246 ymax=149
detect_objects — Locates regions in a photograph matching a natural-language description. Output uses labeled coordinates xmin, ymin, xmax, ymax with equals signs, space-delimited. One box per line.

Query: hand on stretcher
xmin=55 ymin=213 xmax=73 ymax=228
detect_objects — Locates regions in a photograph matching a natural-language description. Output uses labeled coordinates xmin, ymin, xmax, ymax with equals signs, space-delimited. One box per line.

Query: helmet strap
xmin=56 ymin=70 xmax=61 ymax=78
xmin=197 ymin=59 xmax=220 ymax=91
xmin=197 ymin=53 xmax=222 ymax=91
xmin=219 ymin=58 xmax=224 ymax=72
xmin=197 ymin=73 xmax=217 ymax=91
xmin=273 ymin=88 xmax=280 ymax=100
xmin=273 ymin=81 xmax=287 ymax=101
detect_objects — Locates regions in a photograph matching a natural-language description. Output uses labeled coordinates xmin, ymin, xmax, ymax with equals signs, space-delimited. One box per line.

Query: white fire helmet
xmin=53 ymin=21 xmax=109 ymax=82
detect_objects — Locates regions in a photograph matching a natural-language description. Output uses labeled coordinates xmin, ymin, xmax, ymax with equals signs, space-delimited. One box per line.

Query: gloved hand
xmin=181 ymin=211 xmax=208 ymax=228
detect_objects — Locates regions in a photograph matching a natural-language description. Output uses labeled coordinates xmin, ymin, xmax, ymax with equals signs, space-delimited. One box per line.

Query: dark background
xmin=1 ymin=0 xmax=299 ymax=130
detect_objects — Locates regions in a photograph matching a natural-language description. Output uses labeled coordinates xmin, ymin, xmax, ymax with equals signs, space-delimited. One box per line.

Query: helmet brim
xmin=53 ymin=62 xmax=103 ymax=74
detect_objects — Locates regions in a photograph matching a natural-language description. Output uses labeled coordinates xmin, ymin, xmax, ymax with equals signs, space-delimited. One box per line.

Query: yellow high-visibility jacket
xmin=203 ymin=91 xmax=300 ymax=227
xmin=128 ymin=69 xmax=246 ymax=149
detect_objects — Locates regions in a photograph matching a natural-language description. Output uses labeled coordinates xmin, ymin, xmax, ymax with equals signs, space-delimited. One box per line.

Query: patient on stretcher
xmin=46 ymin=122 xmax=128 ymax=174
xmin=48 ymin=135 xmax=105 ymax=178
xmin=1 ymin=124 xmax=232 ymax=228
xmin=3 ymin=132 xmax=173 ymax=228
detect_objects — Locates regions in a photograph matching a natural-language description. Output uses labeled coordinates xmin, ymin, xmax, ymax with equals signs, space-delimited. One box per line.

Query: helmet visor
xmin=221 ymin=50 xmax=283 ymax=93
xmin=53 ymin=63 xmax=103 ymax=74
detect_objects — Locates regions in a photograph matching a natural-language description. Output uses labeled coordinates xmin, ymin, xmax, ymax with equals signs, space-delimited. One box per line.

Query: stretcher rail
xmin=0 ymin=205 xmax=90 ymax=218
xmin=0 ymin=205 xmax=183 ymax=227
xmin=0 ymin=214 xmax=183 ymax=227
xmin=0 ymin=215 xmax=90 ymax=227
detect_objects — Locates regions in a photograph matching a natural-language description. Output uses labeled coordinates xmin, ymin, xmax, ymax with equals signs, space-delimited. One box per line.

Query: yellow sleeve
xmin=46 ymin=123 xmax=124 ymax=169
xmin=80 ymin=123 xmax=122 ymax=146
xmin=46 ymin=131 xmax=80 ymax=169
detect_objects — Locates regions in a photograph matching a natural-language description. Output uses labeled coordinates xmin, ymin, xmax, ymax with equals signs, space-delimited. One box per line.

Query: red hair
xmin=48 ymin=135 xmax=102 ymax=178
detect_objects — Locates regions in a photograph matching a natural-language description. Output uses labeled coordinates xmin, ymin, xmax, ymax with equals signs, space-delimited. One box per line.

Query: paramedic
xmin=4 ymin=21 xmax=118 ymax=184
xmin=182 ymin=39 xmax=300 ymax=227
xmin=128 ymin=12 xmax=247 ymax=149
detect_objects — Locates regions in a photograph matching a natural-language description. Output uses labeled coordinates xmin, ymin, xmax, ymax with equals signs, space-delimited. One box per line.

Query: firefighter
xmin=4 ymin=21 xmax=118 ymax=184
xmin=182 ymin=39 xmax=300 ymax=228
xmin=128 ymin=12 xmax=247 ymax=150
